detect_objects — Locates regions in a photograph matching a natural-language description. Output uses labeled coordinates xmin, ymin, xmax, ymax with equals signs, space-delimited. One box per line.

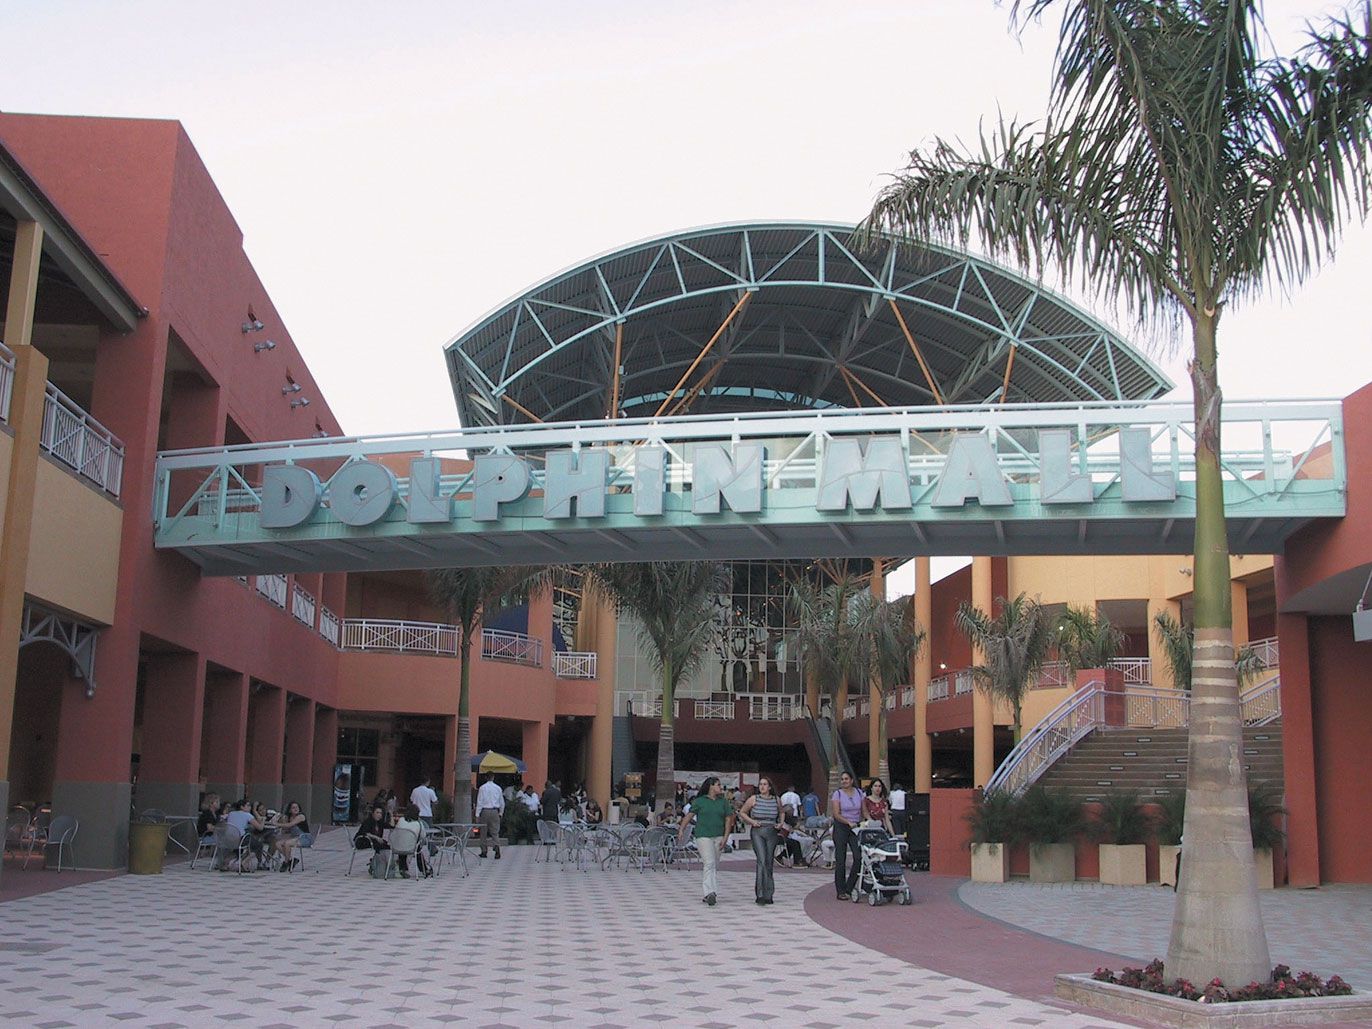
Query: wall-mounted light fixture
xmin=241 ymin=306 xmax=265 ymax=334
xmin=253 ymin=339 xmax=277 ymax=353
xmin=1179 ymin=567 xmax=1194 ymax=577
xmin=282 ymin=382 xmax=303 ymax=395
xmin=290 ymin=397 xmax=311 ymax=409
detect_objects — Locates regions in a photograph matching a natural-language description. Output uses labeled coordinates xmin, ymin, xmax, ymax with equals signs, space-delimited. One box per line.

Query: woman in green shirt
xmin=677 ymin=777 xmax=734 ymax=906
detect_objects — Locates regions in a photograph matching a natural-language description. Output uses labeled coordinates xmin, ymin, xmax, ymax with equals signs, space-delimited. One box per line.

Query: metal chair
xmin=534 ymin=819 xmax=561 ymax=863
xmin=671 ymin=823 xmax=700 ymax=870
xmin=3 ymin=809 xmax=30 ymax=860
xmin=434 ymin=824 xmax=472 ymax=878
xmin=211 ymin=823 xmax=249 ymax=873
xmin=39 ymin=815 xmax=78 ymax=871
xmin=384 ymin=824 xmax=421 ymax=880
xmin=628 ymin=827 xmax=673 ymax=873
xmin=346 ymin=825 xmax=377 ymax=877
xmin=21 ymin=810 xmax=52 ymax=869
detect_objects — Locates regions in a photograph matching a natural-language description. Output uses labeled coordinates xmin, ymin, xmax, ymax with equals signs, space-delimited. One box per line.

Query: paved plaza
xmin=1 ymin=831 xmax=1368 ymax=1028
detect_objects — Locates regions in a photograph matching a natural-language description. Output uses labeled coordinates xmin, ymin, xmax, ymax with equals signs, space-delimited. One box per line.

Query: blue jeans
xmin=751 ymin=827 xmax=778 ymax=901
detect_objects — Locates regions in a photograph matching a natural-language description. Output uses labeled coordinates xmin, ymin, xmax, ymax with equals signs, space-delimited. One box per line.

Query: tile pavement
xmin=958 ymin=879 xmax=1372 ymax=988
xmin=0 ymin=829 xmax=1136 ymax=1028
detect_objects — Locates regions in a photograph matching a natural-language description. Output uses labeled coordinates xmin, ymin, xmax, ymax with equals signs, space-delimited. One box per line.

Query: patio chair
xmin=21 ymin=810 xmax=52 ymax=869
xmin=39 ymin=815 xmax=78 ymax=871
xmin=346 ymin=824 xmax=376 ymax=877
xmin=211 ymin=822 xmax=249 ymax=874
xmin=602 ymin=824 xmax=644 ymax=871
xmin=670 ymin=823 xmax=700 ymax=870
xmin=384 ymin=824 xmax=421 ymax=880
xmin=628 ymin=827 xmax=672 ymax=873
xmin=433 ymin=825 xmax=471 ymax=879
xmin=534 ymin=819 xmax=560 ymax=863
xmin=189 ymin=819 xmax=218 ymax=869
xmin=560 ymin=824 xmax=593 ymax=871
xmin=4 ymin=809 xmax=30 ymax=860
xmin=286 ymin=827 xmax=314 ymax=872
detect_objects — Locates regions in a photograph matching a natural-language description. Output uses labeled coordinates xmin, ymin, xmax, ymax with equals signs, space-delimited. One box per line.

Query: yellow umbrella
xmin=471 ymin=750 xmax=526 ymax=774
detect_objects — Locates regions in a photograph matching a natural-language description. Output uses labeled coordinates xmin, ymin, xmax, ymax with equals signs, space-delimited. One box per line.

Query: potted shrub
xmin=1094 ymin=790 xmax=1150 ymax=885
xmin=1155 ymin=790 xmax=1184 ymax=888
xmin=966 ymin=789 xmax=1019 ymax=882
xmin=1020 ymin=785 xmax=1084 ymax=883
xmin=1249 ymin=783 xmax=1286 ymax=890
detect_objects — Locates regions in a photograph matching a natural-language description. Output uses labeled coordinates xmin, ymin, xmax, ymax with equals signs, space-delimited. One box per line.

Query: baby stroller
xmin=852 ymin=826 xmax=912 ymax=906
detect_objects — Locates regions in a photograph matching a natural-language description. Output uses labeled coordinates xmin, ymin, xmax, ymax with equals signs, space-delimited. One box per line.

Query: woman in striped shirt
xmin=739 ymin=777 xmax=787 ymax=905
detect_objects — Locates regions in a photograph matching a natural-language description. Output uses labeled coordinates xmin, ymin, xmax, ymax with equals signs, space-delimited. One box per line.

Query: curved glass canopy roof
xmin=444 ymin=221 xmax=1172 ymax=427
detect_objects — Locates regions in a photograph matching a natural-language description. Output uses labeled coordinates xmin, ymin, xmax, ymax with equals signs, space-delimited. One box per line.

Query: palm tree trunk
xmin=453 ymin=635 xmax=474 ymax=821
xmin=829 ymin=676 xmax=848 ymax=791
xmin=876 ymin=701 xmax=890 ymax=784
xmin=656 ymin=661 xmax=675 ymax=815
xmin=1165 ymin=311 xmax=1271 ymax=987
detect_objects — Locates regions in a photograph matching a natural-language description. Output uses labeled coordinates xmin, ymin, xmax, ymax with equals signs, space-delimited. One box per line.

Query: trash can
xmin=128 ymin=821 xmax=171 ymax=874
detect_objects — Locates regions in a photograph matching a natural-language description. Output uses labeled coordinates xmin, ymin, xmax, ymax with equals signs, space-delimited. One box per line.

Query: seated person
xmin=272 ymin=800 xmax=310 ymax=871
xmin=356 ymin=804 xmax=392 ymax=853
xmin=392 ymin=803 xmax=431 ymax=879
xmin=584 ymin=799 xmax=604 ymax=825
xmin=223 ymin=799 xmax=268 ymax=870
xmin=656 ymin=802 xmax=679 ymax=828
xmin=558 ymin=798 xmax=577 ymax=825
xmin=196 ymin=793 xmax=222 ymax=839
xmin=775 ymin=824 xmax=806 ymax=866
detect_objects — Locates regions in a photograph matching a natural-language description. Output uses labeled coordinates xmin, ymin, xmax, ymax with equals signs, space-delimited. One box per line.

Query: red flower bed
xmin=1090 ymin=961 xmax=1353 ymax=1003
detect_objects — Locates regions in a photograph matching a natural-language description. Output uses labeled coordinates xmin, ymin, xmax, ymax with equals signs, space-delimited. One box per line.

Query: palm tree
xmin=1056 ymin=605 xmax=1127 ymax=677
xmin=582 ymin=561 xmax=728 ymax=814
xmin=1153 ymin=610 xmax=1268 ymax=691
xmin=956 ymin=593 xmax=1056 ymax=742
xmin=786 ymin=571 xmax=873 ymax=788
xmin=868 ymin=595 xmax=927 ymax=783
xmin=861 ymin=0 xmax=1372 ymax=986
xmin=428 ymin=565 xmax=551 ymax=821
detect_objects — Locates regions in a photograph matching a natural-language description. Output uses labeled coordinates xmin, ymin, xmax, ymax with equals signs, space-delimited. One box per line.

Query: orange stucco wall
xmin=25 ymin=456 xmax=122 ymax=624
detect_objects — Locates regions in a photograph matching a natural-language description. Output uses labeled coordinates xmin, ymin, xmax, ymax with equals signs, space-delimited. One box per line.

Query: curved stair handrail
xmin=985 ymin=680 xmax=1105 ymax=796
xmin=1240 ymin=676 xmax=1282 ymax=726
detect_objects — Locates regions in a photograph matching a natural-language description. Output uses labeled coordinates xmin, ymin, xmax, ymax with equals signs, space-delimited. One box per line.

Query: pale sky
xmin=5 ymin=1 xmax=1369 ymax=590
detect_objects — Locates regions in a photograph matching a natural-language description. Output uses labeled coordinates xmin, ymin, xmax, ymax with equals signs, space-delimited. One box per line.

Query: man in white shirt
xmin=475 ymin=773 xmax=505 ymax=859
xmin=779 ymin=785 xmax=802 ymax=827
xmin=410 ymin=777 xmax=438 ymax=825
xmin=889 ymin=783 xmax=908 ymax=838
xmin=519 ymin=784 xmax=541 ymax=813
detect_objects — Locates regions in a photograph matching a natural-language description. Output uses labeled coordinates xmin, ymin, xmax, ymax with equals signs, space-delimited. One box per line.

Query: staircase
xmin=611 ymin=715 xmax=637 ymax=785
xmin=1035 ymin=723 xmax=1284 ymax=802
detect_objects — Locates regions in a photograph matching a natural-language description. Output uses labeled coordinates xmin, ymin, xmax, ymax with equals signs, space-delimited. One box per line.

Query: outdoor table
xmin=432 ymin=822 xmax=477 ymax=877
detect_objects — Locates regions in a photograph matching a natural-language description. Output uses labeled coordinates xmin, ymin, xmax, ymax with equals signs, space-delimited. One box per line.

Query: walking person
xmin=475 ymin=772 xmax=505 ymax=859
xmin=863 ymin=778 xmax=895 ymax=835
xmin=739 ymin=776 xmax=785 ymax=905
xmin=677 ymin=776 xmax=733 ymax=907
xmin=889 ymin=782 xmax=908 ymax=838
xmin=829 ymin=771 xmax=864 ymax=900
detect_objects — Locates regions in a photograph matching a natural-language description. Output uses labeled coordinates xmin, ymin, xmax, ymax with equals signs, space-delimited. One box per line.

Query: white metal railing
xmin=255 ymin=573 xmax=288 ymax=608
xmin=319 ymin=607 xmax=340 ymax=646
xmin=616 ymin=690 xmax=663 ymax=717
xmin=40 ymin=381 xmax=125 ymax=496
xmin=954 ymin=669 xmax=975 ymax=695
xmin=341 ymin=618 xmax=459 ymax=656
xmin=843 ymin=702 xmax=857 ymax=718
xmin=988 ymin=679 xmax=1282 ymax=795
xmin=743 ymin=693 xmax=803 ymax=721
xmin=1112 ymin=657 xmax=1152 ymax=685
xmin=1241 ymin=678 xmax=1282 ymax=726
xmin=928 ymin=676 xmax=950 ymax=702
xmin=291 ymin=584 xmax=316 ymax=627
xmin=481 ymin=628 xmax=543 ymax=667
xmin=0 ymin=341 xmax=14 ymax=423
xmin=694 ymin=699 xmax=735 ymax=720
xmin=901 ymin=685 xmax=916 ymax=707
xmin=552 ymin=651 xmax=597 ymax=679
xmin=1036 ymin=661 xmax=1071 ymax=688
xmin=1248 ymin=635 xmax=1279 ymax=669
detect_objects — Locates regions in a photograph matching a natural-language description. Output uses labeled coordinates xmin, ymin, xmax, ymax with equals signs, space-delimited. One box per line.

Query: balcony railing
xmin=1036 ymin=661 xmax=1071 ymax=689
xmin=319 ymin=607 xmax=340 ymax=646
xmin=1112 ymin=657 xmax=1152 ymax=685
xmin=291 ymin=584 xmax=316 ymax=627
xmin=552 ymin=651 xmax=597 ymax=679
xmin=40 ymin=381 xmax=124 ymax=496
xmin=1248 ymin=635 xmax=1279 ymax=669
xmin=901 ymin=685 xmax=916 ymax=707
xmin=255 ymin=573 xmax=288 ymax=608
xmin=615 ymin=690 xmax=662 ymax=717
xmin=0 ymin=341 xmax=14 ymax=423
xmin=928 ymin=669 xmax=976 ymax=703
xmin=341 ymin=618 xmax=459 ymax=656
xmin=694 ymin=699 xmax=735 ymax=720
xmin=743 ymin=693 xmax=803 ymax=721
xmin=481 ymin=628 xmax=543 ymax=667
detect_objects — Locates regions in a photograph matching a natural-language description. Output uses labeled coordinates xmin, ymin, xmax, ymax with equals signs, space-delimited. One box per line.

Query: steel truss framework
xmin=444 ymin=222 xmax=1174 ymax=428
xmin=152 ymin=399 xmax=1344 ymax=576
xmin=20 ymin=601 xmax=99 ymax=697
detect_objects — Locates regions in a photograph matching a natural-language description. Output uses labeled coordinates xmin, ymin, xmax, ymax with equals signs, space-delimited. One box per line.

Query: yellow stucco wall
xmin=25 ymin=457 xmax=121 ymax=624
xmin=1009 ymin=552 xmax=1274 ymax=606
xmin=0 ymin=430 xmax=12 ymax=533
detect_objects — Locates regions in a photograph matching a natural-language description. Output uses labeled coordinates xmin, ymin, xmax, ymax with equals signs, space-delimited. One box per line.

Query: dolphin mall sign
xmin=153 ymin=400 xmax=1344 ymax=574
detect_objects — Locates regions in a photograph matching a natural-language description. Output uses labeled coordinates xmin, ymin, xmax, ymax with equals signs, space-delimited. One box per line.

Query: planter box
xmin=1056 ymin=973 xmax=1372 ymax=1027
xmin=1029 ymin=842 xmax=1075 ymax=883
xmin=1159 ymin=844 xmax=1181 ymax=887
xmin=1254 ymin=847 xmax=1275 ymax=890
xmin=1099 ymin=843 xmax=1147 ymax=886
xmin=970 ymin=842 xmax=1009 ymax=883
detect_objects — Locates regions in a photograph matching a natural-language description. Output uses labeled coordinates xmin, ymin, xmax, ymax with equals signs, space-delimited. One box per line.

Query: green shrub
xmin=1154 ymin=790 xmax=1185 ymax=846
xmin=1248 ymin=783 xmax=1286 ymax=851
xmin=966 ymin=789 xmax=1021 ymax=845
xmin=1018 ymin=785 xmax=1085 ymax=845
xmin=1092 ymin=790 xmax=1151 ymax=845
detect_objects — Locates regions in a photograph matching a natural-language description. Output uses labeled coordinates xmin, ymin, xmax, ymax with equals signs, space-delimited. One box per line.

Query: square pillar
xmin=136 ymin=652 xmax=206 ymax=819
xmin=442 ymin=715 xmax=458 ymax=800
xmin=312 ymin=706 xmax=339 ymax=825
xmin=523 ymin=720 xmax=549 ymax=791
xmin=972 ymin=557 xmax=996 ymax=788
xmin=282 ymin=696 xmax=316 ymax=819
xmin=204 ymin=670 xmax=249 ymax=802
xmin=247 ymin=683 xmax=287 ymax=810
xmin=1231 ymin=581 xmax=1250 ymax=647
xmin=913 ymin=557 xmax=933 ymax=793
xmin=1276 ymin=613 xmax=1321 ymax=886
xmin=582 ymin=589 xmax=617 ymax=811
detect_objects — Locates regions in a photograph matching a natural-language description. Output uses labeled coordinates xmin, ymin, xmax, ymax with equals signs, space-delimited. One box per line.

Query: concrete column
xmin=914 ymin=557 xmax=933 ymax=793
xmin=972 ymin=556 xmax=995 ymax=788
xmin=312 ymin=706 xmax=338 ymax=827
xmin=282 ymin=696 xmax=316 ymax=819
xmin=247 ymin=683 xmax=287 ymax=809
xmin=869 ymin=560 xmax=885 ymax=779
xmin=583 ymin=588 xmax=617 ymax=811
xmin=1276 ymin=613 xmax=1321 ymax=887
xmin=1230 ymin=581 xmax=1250 ymax=647
xmin=442 ymin=714 xmax=458 ymax=800
xmin=0 ymin=223 xmax=47 ymax=874
xmin=203 ymin=670 xmax=249 ymax=801
xmin=136 ymin=652 xmax=207 ymax=820
xmin=523 ymin=720 xmax=549 ymax=790
xmin=1148 ymin=597 xmax=1182 ymax=689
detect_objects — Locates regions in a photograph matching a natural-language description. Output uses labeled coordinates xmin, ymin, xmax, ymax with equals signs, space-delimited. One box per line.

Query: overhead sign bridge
xmin=152 ymin=399 xmax=1345 ymax=575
